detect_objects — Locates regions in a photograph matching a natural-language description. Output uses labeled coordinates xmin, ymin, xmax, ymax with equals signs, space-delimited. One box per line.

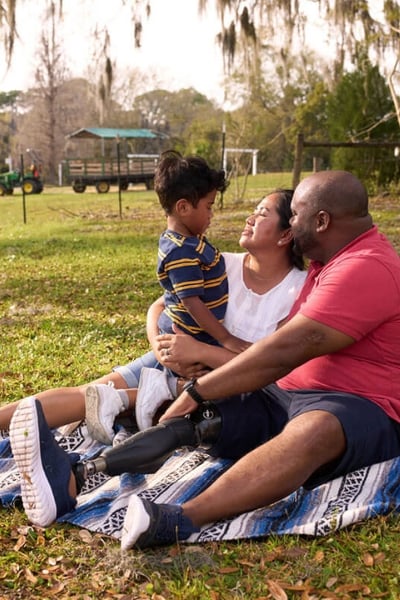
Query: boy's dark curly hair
xmin=155 ymin=150 xmax=228 ymax=214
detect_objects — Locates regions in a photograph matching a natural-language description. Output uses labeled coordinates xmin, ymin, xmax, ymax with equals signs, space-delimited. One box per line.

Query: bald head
xmin=291 ymin=170 xmax=373 ymax=263
xmin=295 ymin=171 xmax=369 ymax=219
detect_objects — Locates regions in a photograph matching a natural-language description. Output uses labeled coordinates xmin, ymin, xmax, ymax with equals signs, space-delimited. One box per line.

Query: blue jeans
xmin=112 ymin=351 xmax=162 ymax=388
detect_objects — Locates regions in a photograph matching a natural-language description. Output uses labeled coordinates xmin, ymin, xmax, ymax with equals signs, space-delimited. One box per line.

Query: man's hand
xmin=159 ymin=391 xmax=198 ymax=421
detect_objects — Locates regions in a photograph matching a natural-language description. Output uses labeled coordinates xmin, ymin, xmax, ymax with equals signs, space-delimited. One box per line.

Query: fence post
xmin=292 ymin=133 xmax=304 ymax=189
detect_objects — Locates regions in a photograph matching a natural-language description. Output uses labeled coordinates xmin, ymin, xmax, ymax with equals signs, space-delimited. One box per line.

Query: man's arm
xmin=160 ymin=313 xmax=355 ymax=420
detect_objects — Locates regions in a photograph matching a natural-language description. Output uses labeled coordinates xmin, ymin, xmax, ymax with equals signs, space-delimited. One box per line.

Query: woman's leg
xmin=0 ymin=371 xmax=137 ymax=432
xmin=0 ymin=351 xmax=159 ymax=433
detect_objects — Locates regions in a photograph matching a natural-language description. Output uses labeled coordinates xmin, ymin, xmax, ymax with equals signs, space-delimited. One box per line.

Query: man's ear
xmin=316 ymin=210 xmax=331 ymax=232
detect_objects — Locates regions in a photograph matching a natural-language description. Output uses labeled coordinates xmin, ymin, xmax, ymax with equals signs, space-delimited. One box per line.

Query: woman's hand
xmin=155 ymin=328 xmax=209 ymax=377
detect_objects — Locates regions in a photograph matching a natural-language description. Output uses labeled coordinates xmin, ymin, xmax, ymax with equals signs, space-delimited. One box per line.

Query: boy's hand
xmin=221 ymin=334 xmax=252 ymax=354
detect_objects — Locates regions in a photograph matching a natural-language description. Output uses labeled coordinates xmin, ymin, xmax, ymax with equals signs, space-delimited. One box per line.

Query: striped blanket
xmin=0 ymin=420 xmax=399 ymax=542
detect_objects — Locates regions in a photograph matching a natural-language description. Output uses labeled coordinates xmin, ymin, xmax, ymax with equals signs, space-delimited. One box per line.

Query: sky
xmin=0 ymin=1 xmax=392 ymax=107
xmin=0 ymin=0 xmax=226 ymax=104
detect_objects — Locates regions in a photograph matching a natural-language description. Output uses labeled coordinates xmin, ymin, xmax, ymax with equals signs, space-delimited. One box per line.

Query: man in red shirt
xmin=10 ymin=170 xmax=400 ymax=550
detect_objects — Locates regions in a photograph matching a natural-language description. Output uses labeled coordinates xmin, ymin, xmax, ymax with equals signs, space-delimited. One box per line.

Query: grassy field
xmin=1 ymin=175 xmax=400 ymax=599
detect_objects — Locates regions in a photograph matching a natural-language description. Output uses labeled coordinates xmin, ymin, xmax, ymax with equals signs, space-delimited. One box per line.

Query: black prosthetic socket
xmin=190 ymin=402 xmax=222 ymax=448
xmin=100 ymin=417 xmax=198 ymax=476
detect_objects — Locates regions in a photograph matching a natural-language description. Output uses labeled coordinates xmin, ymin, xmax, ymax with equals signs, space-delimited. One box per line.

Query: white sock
xmin=117 ymin=390 xmax=130 ymax=409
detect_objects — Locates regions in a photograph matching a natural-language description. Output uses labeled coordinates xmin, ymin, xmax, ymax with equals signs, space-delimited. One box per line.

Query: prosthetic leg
xmin=74 ymin=403 xmax=221 ymax=485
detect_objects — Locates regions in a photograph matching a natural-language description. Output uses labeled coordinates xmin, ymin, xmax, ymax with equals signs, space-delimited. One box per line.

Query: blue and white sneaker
xmin=121 ymin=494 xmax=198 ymax=551
xmin=9 ymin=396 xmax=78 ymax=527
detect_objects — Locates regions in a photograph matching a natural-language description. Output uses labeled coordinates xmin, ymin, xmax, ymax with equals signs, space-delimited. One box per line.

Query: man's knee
xmin=285 ymin=410 xmax=346 ymax=464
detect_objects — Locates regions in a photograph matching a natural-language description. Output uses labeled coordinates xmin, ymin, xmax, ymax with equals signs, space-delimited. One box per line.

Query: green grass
xmin=1 ymin=177 xmax=400 ymax=599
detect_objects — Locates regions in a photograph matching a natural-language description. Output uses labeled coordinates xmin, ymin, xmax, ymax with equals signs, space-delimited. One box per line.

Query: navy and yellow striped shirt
xmin=157 ymin=230 xmax=228 ymax=344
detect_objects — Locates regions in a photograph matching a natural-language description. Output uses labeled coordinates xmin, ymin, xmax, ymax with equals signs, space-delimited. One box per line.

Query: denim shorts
xmin=113 ymin=350 xmax=161 ymax=388
xmin=209 ymin=384 xmax=400 ymax=489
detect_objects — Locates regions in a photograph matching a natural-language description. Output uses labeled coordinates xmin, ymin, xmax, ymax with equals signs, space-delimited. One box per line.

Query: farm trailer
xmin=62 ymin=154 xmax=159 ymax=193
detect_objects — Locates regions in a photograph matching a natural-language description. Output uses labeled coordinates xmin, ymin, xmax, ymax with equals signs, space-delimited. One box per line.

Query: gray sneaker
xmin=121 ymin=494 xmax=198 ymax=550
xmin=135 ymin=368 xmax=175 ymax=430
xmin=85 ymin=383 xmax=126 ymax=445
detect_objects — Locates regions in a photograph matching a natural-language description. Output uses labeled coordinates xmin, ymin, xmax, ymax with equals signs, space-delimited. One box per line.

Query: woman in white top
xmin=151 ymin=189 xmax=306 ymax=380
xmin=0 ymin=190 xmax=306 ymax=442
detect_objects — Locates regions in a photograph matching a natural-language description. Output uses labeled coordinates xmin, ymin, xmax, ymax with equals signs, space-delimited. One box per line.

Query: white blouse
xmin=222 ymin=252 xmax=307 ymax=343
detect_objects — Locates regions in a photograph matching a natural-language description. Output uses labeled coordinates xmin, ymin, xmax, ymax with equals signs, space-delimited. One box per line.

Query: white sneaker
xmin=135 ymin=368 xmax=174 ymax=431
xmin=85 ymin=383 xmax=126 ymax=445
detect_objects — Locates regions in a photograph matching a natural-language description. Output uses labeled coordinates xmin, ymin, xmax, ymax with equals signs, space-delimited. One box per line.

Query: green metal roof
xmin=67 ymin=127 xmax=167 ymax=139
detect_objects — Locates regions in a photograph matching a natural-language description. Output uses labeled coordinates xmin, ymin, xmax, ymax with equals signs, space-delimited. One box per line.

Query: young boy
xmin=154 ymin=150 xmax=247 ymax=351
xmin=84 ymin=151 xmax=247 ymax=444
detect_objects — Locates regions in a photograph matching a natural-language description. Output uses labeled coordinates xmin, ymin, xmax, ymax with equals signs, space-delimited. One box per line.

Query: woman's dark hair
xmin=273 ymin=188 xmax=305 ymax=270
xmin=155 ymin=150 xmax=228 ymax=214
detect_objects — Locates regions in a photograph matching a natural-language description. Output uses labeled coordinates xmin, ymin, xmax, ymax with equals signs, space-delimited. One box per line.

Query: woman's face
xmin=239 ymin=194 xmax=285 ymax=250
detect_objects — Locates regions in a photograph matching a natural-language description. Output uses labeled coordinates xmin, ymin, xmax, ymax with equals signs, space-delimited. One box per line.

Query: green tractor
xmin=0 ymin=165 xmax=44 ymax=196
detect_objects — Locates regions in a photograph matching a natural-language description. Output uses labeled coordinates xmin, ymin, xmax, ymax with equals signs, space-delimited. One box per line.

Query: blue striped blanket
xmin=0 ymin=421 xmax=399 ymax=542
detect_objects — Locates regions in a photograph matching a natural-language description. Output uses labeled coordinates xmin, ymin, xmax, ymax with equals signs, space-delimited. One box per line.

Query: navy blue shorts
xmin=208 ymin=384 xmax=400 ymax=488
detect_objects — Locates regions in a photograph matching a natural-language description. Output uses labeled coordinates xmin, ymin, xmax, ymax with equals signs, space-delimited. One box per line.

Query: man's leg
xmin=76 ymin=402 xmax=222 ymax=479
xmin=120 ymin=410 xmax=346 ymax=549
xmin=182 ymin=410 xmax=345 ymax=526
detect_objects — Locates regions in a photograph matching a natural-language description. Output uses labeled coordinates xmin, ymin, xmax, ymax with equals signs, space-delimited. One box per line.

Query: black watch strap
xmin=183 ymin=379 xmax=205 ymax=404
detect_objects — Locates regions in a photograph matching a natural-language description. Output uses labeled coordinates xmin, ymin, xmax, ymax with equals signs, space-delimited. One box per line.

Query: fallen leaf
xmin=79 ymin=529 xmax=93 ymax=543
xmin=218 ymin=567 xmax=239 ymax=574
xmin=282 ymin=547 xmax=308 ymax=559
xmin=266 ymin=579 xmax=288 ymax=600
xmin=47 ymin=582 xmax=65 ymax=595
xmin=362 ymin=552 xmax=374 ymax=566
xmin=24 ymin=568 xmax=37 ymax=584
xmin=13 ymin=534 xmax=26 ymax=552
xmin=374 ymin=552 xmax=386 ymax=564
xmin=335 ymin=583 xmax=371 ymax=594
xmin=314 ymin=550 xmax=324 ymax=563
xmin=326 ymin=577 xmax=338 ymax=588
xmin=237 ymin=560 xmax=257 ymax=567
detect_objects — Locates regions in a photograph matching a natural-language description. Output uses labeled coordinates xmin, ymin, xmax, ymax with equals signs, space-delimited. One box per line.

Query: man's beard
xmin=293 ymin=231 xmax=316 ymax=257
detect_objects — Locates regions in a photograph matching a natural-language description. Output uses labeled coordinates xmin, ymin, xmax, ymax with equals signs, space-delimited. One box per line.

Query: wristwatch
xmin=183 ymin=379 xmax=205 ymax=404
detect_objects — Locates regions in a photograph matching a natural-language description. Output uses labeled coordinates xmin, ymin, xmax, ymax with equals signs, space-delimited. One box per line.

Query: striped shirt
xmin=157 ymin=229 xmax=228 ymax=344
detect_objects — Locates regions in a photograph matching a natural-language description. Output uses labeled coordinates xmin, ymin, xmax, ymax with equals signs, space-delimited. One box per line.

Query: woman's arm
xmin=146 ymin=296 xmax=165 ymax=362
xmin=157 ymin=327 xmax=241 ymax=372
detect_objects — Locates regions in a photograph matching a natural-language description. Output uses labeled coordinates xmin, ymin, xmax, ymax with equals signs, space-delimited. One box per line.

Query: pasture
xmin=1 ymin=176 xmax=400 ymax=599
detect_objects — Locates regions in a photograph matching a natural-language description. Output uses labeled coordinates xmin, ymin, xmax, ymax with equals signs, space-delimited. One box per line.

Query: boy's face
xmin=185 ymin=190 xmax=217 ymax=236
